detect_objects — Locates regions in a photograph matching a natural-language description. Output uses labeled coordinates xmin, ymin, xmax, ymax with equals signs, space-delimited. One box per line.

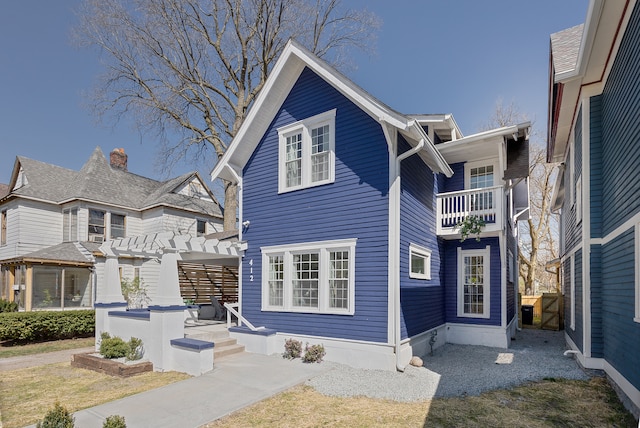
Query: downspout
xmin=392 ymin=125 xmax=425 ymax=372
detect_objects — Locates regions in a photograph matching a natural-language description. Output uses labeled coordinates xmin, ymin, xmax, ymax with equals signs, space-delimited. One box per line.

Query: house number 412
xmin=249 ymin=259 xmax=253 ymax=282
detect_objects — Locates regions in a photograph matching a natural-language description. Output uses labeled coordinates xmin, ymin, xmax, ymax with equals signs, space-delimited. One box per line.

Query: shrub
xmin=126 ymin=337 xmax=144 ymax=361
xmin=99 ymin=332 xmax=144 ymax=361
xmin=99 ymin=333 xmax=129 ymax=359
xmin=36 ymin=402 xmax=74 ymax=428
xmin=103 ymin=415 xmax=127 ymax=428
xmin=121 ymin=277 xmax=150 ymax=309
xmin=0 ymin=299 xmax=18 ymax=313
xmin=0 ymin=310 xmax=94 ymax=342
xmin=282 ymin=338 xmax=302 ymax=360
xmin=302 ymin=343 xmax=326 ymax=363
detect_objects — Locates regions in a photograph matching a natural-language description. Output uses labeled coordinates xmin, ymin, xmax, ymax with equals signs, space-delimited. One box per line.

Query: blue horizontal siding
xmin=442 ymin=162 xmax=464 ymax=193
xmin=590 ymin=245 xmax=603 ymax=358
xmin=589 ymin=95 xmax=603 ymax=239
xmin=602 ymin=228 xmax=640 ymax=388
xmin=399 ymin=136 xmax=444 ymax=339
xmin=564 ymin=108 xmax=582 ymax=253
xmin=241 ymin=67 xmax=390 ymax=343
xmin=601 ymin=4 xmax=640 ymax=236
xmin=443 ymin=237 xmax=502 ymax=326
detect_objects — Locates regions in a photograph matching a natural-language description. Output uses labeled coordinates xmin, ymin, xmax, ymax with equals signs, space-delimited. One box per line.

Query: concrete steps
xmin=184 ymin=323 xmax=245 ymax=360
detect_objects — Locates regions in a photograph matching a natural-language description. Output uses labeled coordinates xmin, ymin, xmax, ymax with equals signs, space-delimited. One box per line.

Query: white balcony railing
xmin=436 ymin=186 xmax=503 ymax=237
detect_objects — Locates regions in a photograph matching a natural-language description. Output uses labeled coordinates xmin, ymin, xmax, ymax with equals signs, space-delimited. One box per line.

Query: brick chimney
xmin=110 ymin=148 xmax=128 ymax=171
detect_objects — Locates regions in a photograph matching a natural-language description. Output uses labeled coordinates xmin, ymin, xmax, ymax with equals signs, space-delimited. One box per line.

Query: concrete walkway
xmin=0 ymin=346 xmax=95 ymax=371
xmin=26 ymin=352 xmax=330 ymax=428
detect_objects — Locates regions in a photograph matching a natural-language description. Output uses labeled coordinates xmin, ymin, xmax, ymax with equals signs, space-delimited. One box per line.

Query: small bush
xmin=103 ymin=415 xmax=126 ymax=428
xmin=99 ymin=332 xmax=144 ymax=360
xmin=0 ymin=310 xmax=94 ymax=342
xmin=282 ymin=338 xmax=302 ymax=360
xmin=99 ymin=333 xmax=129 ymax=359
xmin=0 ymin=299 xmax=18 ymax=313
xmin=36 ymin=402 xmax=75 ymax=428
xmin=302 ymin=343 xmax=326 ymax=363
xmin=126 ymin=337 xmax=144 ymax=361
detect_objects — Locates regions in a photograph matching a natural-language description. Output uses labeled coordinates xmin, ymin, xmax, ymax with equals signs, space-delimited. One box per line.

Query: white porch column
xmin=99 ymin=255 xmax=126 ymax=304
xmin=152 ymin=250 xmax=184 ymax=306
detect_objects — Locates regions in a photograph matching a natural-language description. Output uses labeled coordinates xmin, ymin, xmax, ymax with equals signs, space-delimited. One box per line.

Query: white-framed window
xmin=570 ymin=255 xmax=575 ymax=330
xmin=196 ymin=219 xmax=207 ymax=237
xmin=575 ymin=174 xmax=582 ymax=224
xmin=261 ymin=238 xmax=356 ymax=314
xmin=110 ymin=213 xmax=126 ymax=239
xmin=457 ymin=246 xmax=490 ymax=319
xmin=278 ymin=109 xmax=336 ymax=193
xmin=63 ymin=208 xmax=78 ymax=242
xmin=409 ymin=243 xmax=431 ymax=280
xmin=1 ymin=210 xmax=6 ymax=246
xmin=465 ymin=159 xmax=498 ymax=212
xmin=88 ymin=209 xmax=105 ymax=242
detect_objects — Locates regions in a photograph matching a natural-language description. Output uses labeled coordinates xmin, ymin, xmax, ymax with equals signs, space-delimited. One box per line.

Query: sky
xmin=0 ymin=1 xmax=589 ymax=192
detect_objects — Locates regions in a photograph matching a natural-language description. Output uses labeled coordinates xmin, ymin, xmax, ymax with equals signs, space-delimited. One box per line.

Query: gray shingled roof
xmin=0 ymin=184 xmax=8 ymax=199
xmin=19 ymin=242 xmax=94 ymax=264
xmin=8 ymin=147 xmax=223 ymax=217
xmin=550 ymin=24 xmax=584 ymax=75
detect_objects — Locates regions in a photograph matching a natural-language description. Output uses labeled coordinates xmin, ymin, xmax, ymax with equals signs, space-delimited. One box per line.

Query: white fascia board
xmin=404 ymin=122 xmax=453 ymax=177
xmin=437 ymin=122 xmax=530 ymax=162
xmin=212 ymin=39 xmax=412 ymax=184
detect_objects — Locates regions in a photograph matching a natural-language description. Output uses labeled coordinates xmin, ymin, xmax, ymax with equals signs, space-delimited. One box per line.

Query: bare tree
xmin=483 ymin=100 xmax=559 ymax=295
xmin=74 ymin=0 xmax=381 ymax=230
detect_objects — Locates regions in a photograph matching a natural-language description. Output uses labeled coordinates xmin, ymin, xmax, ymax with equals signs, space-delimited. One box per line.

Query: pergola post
xmin=99 ymin=255 xmax=126 ymax=304
xmin=152 ymin=250 xmax=184 ymax=306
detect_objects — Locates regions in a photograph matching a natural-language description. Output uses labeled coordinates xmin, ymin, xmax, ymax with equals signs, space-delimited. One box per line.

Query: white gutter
xmin=390 ymin=120 xmax=426 ymax=372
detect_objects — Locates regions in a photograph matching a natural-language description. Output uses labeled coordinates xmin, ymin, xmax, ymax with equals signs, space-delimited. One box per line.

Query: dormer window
xmin=197 ymin=219 xmax=206 ymax=237
xmin=278 ymin=109 xmax=336 ymax=193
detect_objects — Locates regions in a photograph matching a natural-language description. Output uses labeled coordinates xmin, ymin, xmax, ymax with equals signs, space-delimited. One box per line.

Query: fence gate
xmin=541 ymin=293 xmax=562 ymax=330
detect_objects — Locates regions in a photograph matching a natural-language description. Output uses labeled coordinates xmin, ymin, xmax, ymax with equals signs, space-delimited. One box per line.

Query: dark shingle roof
xmin=551 ymin=24 xmax=584 ymax=75
xmin=9 ymin=147 xmax=222 ymax=217
xmin=0 ymin=184 xmax=8 ymax=199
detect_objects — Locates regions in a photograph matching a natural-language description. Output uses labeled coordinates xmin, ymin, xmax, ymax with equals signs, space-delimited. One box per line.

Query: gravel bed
xmin=306 ymin=329 xmax=590 ymax=402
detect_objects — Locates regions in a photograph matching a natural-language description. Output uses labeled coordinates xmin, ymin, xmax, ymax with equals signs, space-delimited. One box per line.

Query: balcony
xmin=436 ymin=186 xmax=503 ymax=238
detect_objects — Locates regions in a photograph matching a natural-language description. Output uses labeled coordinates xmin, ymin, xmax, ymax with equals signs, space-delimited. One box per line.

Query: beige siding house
xmin=0 ymin=147 xmax=224 ymax=310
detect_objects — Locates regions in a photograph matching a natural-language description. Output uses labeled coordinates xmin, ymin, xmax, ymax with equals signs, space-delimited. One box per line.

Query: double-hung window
xmin=262 ymin=238 xmax=355 ymax=314
xmin=63 ymin=208 xmax=78 ymax=242
xmin=110 ymin=213 xmax=126 ymax=239
xmin=457 ymin=247 xmax=490 ymax=319
xmin=0 ymin=210 xmax=6 ymax=246
xmin=278 ymin=109 xmax=336 ymax=193
xmin=88 ymin=209 xmax=105 ymax=242
xmin=465 ymin=160 xmax=497 ymax=213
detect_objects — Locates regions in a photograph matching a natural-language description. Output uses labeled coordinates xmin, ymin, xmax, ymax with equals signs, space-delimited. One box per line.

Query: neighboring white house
xmin=0 ymin=147 xmax=224 ymax=310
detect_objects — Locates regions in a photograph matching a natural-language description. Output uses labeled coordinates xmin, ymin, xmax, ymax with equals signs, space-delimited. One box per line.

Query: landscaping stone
xmin=410 ymin=356 xmax=423 ymax=367
xmin=71 ymin=353 xmax=152 ymax=377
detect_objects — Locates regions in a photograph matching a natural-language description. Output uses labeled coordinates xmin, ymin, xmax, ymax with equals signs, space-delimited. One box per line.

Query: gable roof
xmin=4 ymin=147 xmax=223 ymax=217
xmin=212 ymin=39 xmax=453 ymax=183
xmin=547 ymin=0 xmax=632 ymax=162
xmin=0 ymin=183 xmax=9 ymax=199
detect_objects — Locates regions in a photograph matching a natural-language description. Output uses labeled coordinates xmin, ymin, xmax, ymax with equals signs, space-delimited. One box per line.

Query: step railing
xmin=224 ymin=302 xmax=263 ymax=331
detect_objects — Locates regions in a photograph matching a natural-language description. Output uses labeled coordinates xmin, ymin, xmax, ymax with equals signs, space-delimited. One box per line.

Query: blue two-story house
xmin=548 ymin=0 xmax=640 ymax=416
xmin=212 ymin=40 xmax=530 ymax=370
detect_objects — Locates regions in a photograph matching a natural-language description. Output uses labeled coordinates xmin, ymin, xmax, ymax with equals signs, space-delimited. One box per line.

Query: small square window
xmin=197 ymin=220 xmax=207 ymax=237
xmin=409 ymin=244 xmax=431 ymax=280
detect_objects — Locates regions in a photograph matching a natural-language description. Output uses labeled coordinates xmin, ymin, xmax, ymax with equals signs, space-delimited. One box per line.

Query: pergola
xmin=98 ymin=232 xmax=246 ymax=306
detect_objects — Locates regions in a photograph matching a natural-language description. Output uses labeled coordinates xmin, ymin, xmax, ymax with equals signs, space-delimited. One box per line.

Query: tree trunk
xmin=223 ymin=181 xmax=238 ymax=231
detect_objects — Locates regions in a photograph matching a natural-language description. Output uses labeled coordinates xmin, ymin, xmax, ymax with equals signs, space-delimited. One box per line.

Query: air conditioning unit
xmin=89 ymin=235 xmax=104 ymax=243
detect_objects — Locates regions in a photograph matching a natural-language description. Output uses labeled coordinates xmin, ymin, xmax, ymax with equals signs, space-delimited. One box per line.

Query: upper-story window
xmin=470 ymin=165 xmax=494 ymax=188
xmin=88 ymin=209 xmax=105 ymax=242
xmin=63 ymin=208 xmax=78 ymax=242
xmin=197 ymin=219 xmax=206 ymax=237
xmin=278 ymin=109 xmax=336 ymax=193
xmin=465 ymin=160 xmax=498 ymax=213
xmin=110 ymin=214 xmax=126 ymax=239
xmin=1 ymin=210 xmax=6 ymax=246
